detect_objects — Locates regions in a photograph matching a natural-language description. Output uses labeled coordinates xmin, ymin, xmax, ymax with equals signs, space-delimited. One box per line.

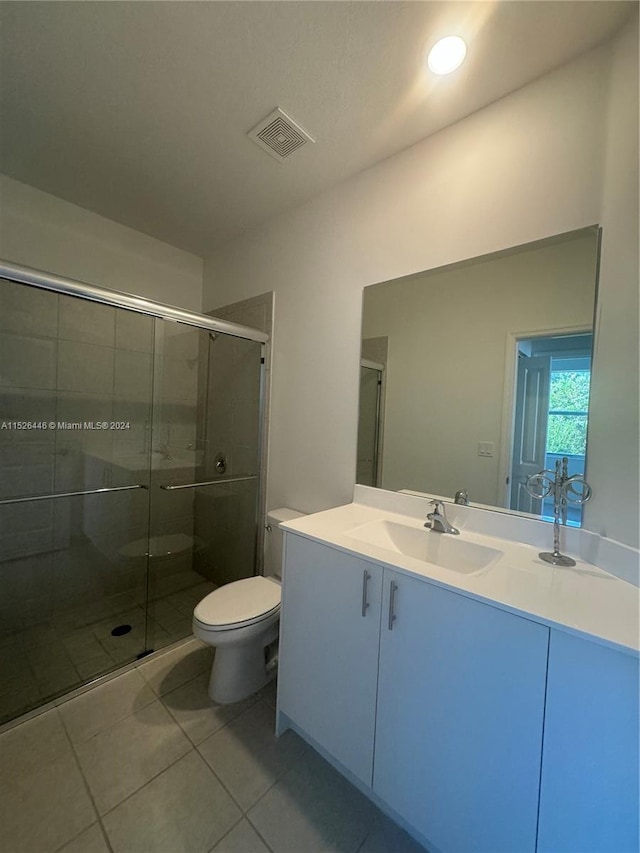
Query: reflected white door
xmin=510 ymin=354 xmax=550 ymax=512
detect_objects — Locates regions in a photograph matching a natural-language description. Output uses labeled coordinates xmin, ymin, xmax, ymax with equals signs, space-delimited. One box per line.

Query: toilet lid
xmin=193 ymin=576 xmax=281 ymax=629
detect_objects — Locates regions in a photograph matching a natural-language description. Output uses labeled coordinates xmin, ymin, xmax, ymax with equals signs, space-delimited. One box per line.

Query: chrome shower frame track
xmin=0 ymin=260 xmax=269 ymax=343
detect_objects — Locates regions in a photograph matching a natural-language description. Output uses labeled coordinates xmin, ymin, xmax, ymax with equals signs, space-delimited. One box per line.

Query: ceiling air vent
xmin=248 ymin=107 xmax=315 ymax=161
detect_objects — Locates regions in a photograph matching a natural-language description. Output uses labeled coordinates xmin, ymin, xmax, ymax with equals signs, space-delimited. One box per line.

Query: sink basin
xmin=347 ymin=520 xmax=501 ymax=574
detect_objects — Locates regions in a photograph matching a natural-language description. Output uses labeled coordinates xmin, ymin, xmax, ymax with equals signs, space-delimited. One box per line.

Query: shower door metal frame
xmin=0 ymin=260 xmax=270 ymax=683
xmin=0 ymin=260 xmax=269 ymax=344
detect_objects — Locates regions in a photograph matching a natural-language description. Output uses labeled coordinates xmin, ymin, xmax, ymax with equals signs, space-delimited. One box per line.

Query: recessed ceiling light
xmin=427 ymin=36 xmax=467 ymax=75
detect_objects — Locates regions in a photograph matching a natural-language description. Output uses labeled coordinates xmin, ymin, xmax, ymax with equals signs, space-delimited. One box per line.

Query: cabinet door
xmin=277 ymin=534 xmax=383 ymax=786
xmin=538 ymin=630 xmax=639 ymax=853
xmin=374 ymin=569 xmax=548 ymax=853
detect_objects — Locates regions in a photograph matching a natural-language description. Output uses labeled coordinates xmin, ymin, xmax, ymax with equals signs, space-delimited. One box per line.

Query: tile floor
xmin=0 ymin=638 xmax=428 ymax=853
xmin=0 ymin=562 xmax=216 ymax=725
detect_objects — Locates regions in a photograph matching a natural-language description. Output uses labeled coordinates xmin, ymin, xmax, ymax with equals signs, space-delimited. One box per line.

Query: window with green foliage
xmin=546 ymin=370 xmax=590 ymax=455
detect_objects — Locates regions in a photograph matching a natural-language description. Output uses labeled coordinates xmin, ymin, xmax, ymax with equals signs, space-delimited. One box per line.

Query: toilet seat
xmin=193 ymin=576 xmax=281 ymax=631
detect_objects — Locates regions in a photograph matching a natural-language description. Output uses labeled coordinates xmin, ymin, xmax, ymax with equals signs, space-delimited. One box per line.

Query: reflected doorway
xmin=509 ymin=332 xmax=592 ymax=525
xmin=357 ymin=360 xmax=385 ymax=487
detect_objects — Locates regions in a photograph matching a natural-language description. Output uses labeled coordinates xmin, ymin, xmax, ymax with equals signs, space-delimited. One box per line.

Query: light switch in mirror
xmin=357 ymin=226 xmax=600 ymax=527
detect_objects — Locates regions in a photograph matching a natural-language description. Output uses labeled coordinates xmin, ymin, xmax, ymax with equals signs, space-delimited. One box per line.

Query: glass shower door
xmin=0 ymin=280 xmax=153 ymax=724
xmin=146 ymin=320 xmax=263 ymax=653
xmin=357 ymin=363 xmax=383 ymax=487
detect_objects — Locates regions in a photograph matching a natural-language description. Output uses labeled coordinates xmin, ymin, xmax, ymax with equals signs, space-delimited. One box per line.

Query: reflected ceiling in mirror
xmin=357 ymin=227 xmax=600 ymax=525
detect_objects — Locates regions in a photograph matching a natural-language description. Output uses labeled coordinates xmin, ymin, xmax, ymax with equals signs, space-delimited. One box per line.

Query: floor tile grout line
xmin=239 ymin=727 xmax=313 ymax=818
xmin=162 ymin=693 xmax=262 ymax=749
xmin=60 ymin=673 xmax=160 ymax=748
xmin=194 ymin=740 xmax=279 ymax=853
xmin=76 ymin=736 xmax=249 ymax=847
xmin=94 ymin=742 xmax=197 ymax=822
xmin=355 ymin=830 xmax=372 ymax=853
xmin=95 ymin=821 xmax=114 ymax=853
xmin=50 ymin=821 xmax=107 ymax=853
xmin=194 ymin=738 xmax=257 ymax=815
xmin=137 ymin=656 xmax=211 ymax=697
xmin=239 ymin=730 xmax=379 ymax=853
xmin=203 ymin=814 xmax=249 ymax=853
xmin=192 ymin=699 xmax=291 ymax=819
xmin=58 ymin=679 xmax=196 ymax=826
xmin=56 ymin=705 xmax=115 ymax=853
xmin=61 ymin=644 xmax=213 ymax=748
xmin=193 ymin=693 xmax=270 ymax=755
xmin=243 ymin=812 xmax=278 ymax=853
xmin=242 ymin=735 xmax=373 ymax=853
xmin=54 ymin=820 xmax=115 ymax=853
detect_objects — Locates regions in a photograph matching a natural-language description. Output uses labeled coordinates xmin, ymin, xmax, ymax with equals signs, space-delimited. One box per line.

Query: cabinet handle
xmin=388 ymin=580 xmax=398 ymax=630
xmin=361 ymin=570 xmax=371 ymax=617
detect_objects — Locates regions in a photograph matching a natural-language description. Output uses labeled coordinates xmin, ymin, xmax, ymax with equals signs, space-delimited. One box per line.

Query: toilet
xmin=192 ymin=507 xmax=305 ymax=704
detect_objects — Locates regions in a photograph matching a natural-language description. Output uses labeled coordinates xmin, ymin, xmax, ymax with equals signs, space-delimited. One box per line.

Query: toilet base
xmin=207 ymin=621 xmax=279 ymax=704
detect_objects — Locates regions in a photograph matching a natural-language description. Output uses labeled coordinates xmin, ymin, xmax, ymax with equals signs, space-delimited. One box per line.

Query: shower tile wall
xmin=0 ymin=281 xmax=157 ymax=722
xmin=0 ymin=284 xmax=57 ymax=503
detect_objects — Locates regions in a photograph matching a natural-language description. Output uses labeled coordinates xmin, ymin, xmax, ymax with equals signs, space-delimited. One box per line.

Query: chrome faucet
xmin=454 ymin=489 xmax=470 ymax=506
xmin=425 ymin=500 xmax=460 ymax=535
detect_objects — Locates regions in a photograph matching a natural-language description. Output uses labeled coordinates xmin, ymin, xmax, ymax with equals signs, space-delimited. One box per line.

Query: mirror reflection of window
xmin=510 ymin=333 xmax=592 ymax=525
xmin=547 ymin=362 xmax=590 ymax=458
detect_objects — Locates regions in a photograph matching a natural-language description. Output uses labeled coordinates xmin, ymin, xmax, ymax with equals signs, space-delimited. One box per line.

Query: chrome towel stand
xmin=525 ymin=457 xmax=592 ymax=567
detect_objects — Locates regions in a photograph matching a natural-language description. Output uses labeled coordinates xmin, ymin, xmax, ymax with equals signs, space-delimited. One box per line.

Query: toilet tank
xmin=265 ymin=507 xmax=306 ymax=578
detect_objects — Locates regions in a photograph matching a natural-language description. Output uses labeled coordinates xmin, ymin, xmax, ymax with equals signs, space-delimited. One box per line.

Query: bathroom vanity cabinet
xmin=537 ymin=631 xmax=639 ymax=853
xmin=278 ymin=534 xmax=548 ymax=853
xmin=277 ymin=529 xmax=639 ymax=853
xmin=276 ymin=535 xmax=384 ymax=786
xmin=373 ymin=568 xmax=547 ymax=853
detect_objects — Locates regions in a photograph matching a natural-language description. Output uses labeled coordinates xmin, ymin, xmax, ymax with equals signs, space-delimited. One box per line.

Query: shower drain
xmin=111 ymin=624 xmax=133 ymax=637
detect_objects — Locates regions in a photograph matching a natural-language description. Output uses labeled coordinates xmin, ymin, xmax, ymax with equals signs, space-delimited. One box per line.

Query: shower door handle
xmin=159 ymin=474 xmax=257 ymax=490
xmin=0 ymin=484 xmax=148 ymax=505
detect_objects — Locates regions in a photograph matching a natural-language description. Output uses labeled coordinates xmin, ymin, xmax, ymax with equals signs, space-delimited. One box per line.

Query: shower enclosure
xmin=0 ymin=262 xmax=267 ymax=725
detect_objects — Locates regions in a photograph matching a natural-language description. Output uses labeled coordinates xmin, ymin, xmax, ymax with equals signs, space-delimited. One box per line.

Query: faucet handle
xmin=425 ymin=500 xmax=442 ymax=525
xmin=425 ymin=500 xmax=460 ymax=535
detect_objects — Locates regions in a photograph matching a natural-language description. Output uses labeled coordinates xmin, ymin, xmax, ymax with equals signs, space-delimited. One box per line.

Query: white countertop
xmin=281 ymin=501 xmax=640 ymax=657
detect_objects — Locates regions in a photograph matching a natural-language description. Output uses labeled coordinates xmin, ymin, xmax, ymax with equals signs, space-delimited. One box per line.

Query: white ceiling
xmin=0 ymin=1 xmax=635 ymax=255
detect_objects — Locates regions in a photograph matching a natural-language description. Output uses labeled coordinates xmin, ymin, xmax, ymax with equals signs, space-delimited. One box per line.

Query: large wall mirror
xmin=357 ymin=226 xmax=600 ymax=526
